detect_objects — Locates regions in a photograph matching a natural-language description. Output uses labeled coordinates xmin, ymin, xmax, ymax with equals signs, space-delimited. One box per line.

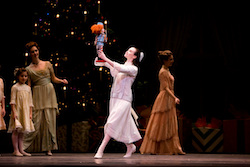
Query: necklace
xmin=32 ymin=59 xmax=40 ymax=66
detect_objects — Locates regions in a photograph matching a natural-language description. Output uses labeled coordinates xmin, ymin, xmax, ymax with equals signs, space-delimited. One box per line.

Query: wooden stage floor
xmin=0 ymin=153 xmax=250 ymax=167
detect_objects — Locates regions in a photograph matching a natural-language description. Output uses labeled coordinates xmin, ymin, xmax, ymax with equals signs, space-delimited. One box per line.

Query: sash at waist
xmin=32 ymin=78 xmax=51 ymax=86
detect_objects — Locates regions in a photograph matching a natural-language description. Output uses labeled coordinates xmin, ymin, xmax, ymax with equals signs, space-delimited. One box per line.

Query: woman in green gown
xmin=23 ymin=42 xmax=68 ymax=155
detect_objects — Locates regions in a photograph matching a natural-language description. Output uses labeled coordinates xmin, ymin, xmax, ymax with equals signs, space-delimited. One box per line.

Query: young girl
xmin=93 ymin=47 xmax=144 ymax=159
xmin=8 ymin=68 xmax=35 ymax=156
xmin=0 ymin=77 xmax=6 ymax=131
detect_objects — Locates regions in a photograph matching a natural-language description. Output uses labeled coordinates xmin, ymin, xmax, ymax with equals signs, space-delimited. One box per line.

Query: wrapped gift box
xmin=245 ymin=120 xmax=250 ymax=153
xmin=57 ymin=124 xmax=67 ymax=152
xmin=223 ymin=119 xmax=250 ymax=153
xmin=71 ymin=121 xmax=91 ymax=152
xmin=192 ymin=127 xmax=223 ymax=152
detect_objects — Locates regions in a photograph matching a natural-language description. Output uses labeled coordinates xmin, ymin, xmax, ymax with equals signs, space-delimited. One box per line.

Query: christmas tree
xmin=30 ymin=0 xmax=116 ymax=126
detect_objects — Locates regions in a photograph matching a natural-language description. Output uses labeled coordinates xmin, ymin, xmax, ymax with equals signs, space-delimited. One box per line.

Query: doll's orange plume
xmin=91 ymin=24 xmax=104 ymax=35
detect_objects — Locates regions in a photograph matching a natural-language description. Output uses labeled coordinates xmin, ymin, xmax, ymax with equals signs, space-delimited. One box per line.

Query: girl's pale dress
xmin=0 ymin=78 xmax=6 ymax=130
xmin=95 ymin=60 xmax=142 ymax=143
xmin=140 ymin=67 xmax=184 ymax=155
xmin=8 ymin=83 xmax=35 ymax=133
xmin=23 ymin=61 xmax=59 ymax=152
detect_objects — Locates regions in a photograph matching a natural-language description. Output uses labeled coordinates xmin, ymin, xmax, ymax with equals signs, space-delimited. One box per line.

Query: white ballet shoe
xmin=123 ymin=144 xmax=136 ymax=158
xmin=94 ymin=152 xmax=103 ymax=159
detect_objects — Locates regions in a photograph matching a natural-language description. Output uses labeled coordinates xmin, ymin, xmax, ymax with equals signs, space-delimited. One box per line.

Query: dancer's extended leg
xmin=94 ymin=134 xmax=111 ymax=159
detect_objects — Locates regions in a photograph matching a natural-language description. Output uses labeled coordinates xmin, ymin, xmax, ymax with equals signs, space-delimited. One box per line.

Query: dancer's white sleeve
xmin=94 ymin=57 xmax=118 ymax=77
xmin=113 ymin=62 xmax=138 ymax=77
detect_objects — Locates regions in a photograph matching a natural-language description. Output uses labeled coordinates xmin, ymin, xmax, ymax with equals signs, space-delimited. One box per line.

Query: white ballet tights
xmin=94 ymin=134 xmax=136 ymax=158
xmin=124 ymin=143 xmax=136 ymax=158
xmin=94 ymin=134 xmax=111 ymax=158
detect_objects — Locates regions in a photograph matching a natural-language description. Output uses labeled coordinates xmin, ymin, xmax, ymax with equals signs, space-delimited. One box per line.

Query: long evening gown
xmin=140 ymin=67 xmax=185 ymax=155
xmin=23 ymin=61 xmax=58 ymax=152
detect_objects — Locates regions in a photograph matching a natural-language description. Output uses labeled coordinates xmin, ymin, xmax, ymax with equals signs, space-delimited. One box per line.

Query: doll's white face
xmin=101 ymin=29 xmax=105 ymax=34
xmin=124 ymin=47 xmax=137 ymax=60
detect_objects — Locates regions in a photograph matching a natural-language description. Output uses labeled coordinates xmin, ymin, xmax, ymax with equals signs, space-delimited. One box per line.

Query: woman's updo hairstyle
xmin=158 ymin=50 xmax=173 ymax=64
xmin=128 ymin=46 xmax=144 ymax=67
xmin=25 ymin=41 xmax=40 ymax=52
xmin=133 ymin=47 xmax=141 ymax=67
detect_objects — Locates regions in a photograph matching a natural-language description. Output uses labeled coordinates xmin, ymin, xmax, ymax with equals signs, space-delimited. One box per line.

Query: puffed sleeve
xmin=159 ymin=70 xmax=169 ymax=89
xmin=10 ymin=85 xmax=17 ymax=105
xmin=113 ymin=62 xmax=138 ymax=77
xmin=47 ymin=61 xmax=55 ymax=77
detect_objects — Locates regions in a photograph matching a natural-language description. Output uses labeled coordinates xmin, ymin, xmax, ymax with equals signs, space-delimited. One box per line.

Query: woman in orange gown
xmin=140 ymin=50 xmax=185 ymax=155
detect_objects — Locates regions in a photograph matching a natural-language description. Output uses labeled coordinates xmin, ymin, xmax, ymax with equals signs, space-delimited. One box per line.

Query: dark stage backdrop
xmin=1 ymin=1 xmax=249 ymax=122
xmin=103 ymin=1 xmax=249 ymax=120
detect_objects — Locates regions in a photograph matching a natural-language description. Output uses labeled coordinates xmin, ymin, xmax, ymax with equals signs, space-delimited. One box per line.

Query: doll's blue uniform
xmin=97 ymin=34 xmax=105 ymax=46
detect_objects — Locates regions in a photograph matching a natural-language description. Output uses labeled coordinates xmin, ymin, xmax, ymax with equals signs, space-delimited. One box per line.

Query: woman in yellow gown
xmin=140 ymin=50 xmax=185 ymax=155
xmin=23 ymin=42 xmax=68 ymax=155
